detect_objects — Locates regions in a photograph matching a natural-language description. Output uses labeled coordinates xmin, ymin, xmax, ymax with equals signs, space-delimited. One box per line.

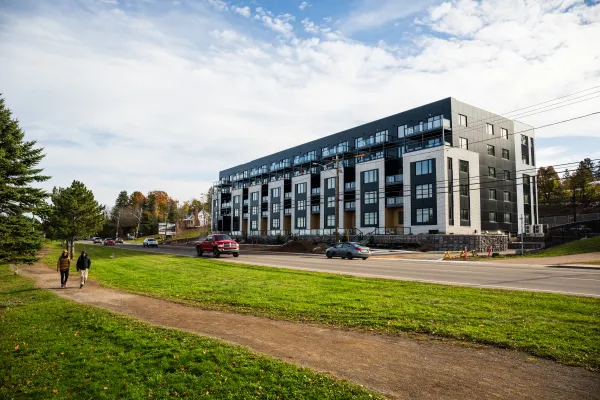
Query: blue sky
xmin=1 ymin=0 xmax=599 ymax=205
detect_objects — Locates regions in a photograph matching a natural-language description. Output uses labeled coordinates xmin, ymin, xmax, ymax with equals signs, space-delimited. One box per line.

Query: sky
xmin=1 ymin=0 xmax=599 ymax=206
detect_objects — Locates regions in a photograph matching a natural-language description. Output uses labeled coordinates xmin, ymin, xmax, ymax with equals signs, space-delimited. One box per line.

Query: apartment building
xmin=212 ymin=98 xmax=538 ymax=237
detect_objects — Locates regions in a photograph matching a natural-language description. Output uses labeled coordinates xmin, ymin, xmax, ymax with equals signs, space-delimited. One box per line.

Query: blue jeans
xmin=60 ymin=269 xmax=69 ymax=286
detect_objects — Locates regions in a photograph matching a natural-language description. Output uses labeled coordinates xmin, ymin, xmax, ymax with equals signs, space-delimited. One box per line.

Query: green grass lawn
xmin=520 ymin=236 xmax=600 ymax=258
xmin=0 ymin=266 xmax=381 ymax=399
xmin=44 ymin=243 xmax=600 ymax=371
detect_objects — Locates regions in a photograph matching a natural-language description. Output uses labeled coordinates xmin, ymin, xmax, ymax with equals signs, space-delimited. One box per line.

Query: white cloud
xmin=1 ymin=0 xmax=599 ymax=206
xmin=299 ymin=2 xmax=310 ymax=10
xmin=233 ymin=6 xmax=251 ymax=17
xmin=207 ymin=0 xmax=228 ymax=11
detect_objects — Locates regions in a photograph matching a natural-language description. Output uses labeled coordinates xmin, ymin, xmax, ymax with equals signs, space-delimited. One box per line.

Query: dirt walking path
xmin=21 ymin=262 xmax=599 ymax=400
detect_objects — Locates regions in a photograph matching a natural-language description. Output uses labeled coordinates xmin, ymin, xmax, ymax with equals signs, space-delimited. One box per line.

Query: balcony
xmin=401 ymin=118 xmax=451 ymax=138
xmin=311 ymin=188 xmax=320 ymax=196
xmin=269 ymin=160 xmax=291 ymax=172
xmin=221 ymin=202 xmax=232 ymax=208
xmin=344 ymin=201 xmax=356 ymax=211
xmin=249 ymin=167 xmax=268 ymax=177
xmin=284 ymin=192 xmax=292 ymax=200
xmin=356 ymin=132 xmax=389 ymax=149
xmin=356 ymin=151 xmax=386 ymax=164
xmin=284 ymin=208 xmax=292 ymax=216
xmin=311 ymin=205 xmax=320 ymax=214
xmin=293 ymin=153 xmax=320 ymax=166
xmin=261 ymin=211 xmax=269 ymax=218
xmin=385 ymin=174 xmax=403 ymax=185
xmin=242 ymin=213 xmax=249 ymax=219
xmin=322 ymin=143 xmax=351 ymax=158
xmin=385 ymin=197 xmax=404 ymax=207
xmin=344 ymin=182 xmax=356 ymax=191
xmin=243 ymin=199 xmax=249 ymax=206
xmin=262 ymin=196 xmax=269 ymax=203
xmin=221 ymin=187 xmax=231 ymax=194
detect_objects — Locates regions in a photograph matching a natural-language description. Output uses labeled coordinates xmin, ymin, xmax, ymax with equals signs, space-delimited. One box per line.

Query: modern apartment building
xmin=212 ymin=98 xmax=538 ymax=237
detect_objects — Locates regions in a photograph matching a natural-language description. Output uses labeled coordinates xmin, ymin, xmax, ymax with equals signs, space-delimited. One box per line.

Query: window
xmin=234 ymin=195 xmax=240 ymax=204
xmin=296 ymin=217 xmax=306 ymax=228
xmin=234 ymin=208 xmax=240 ymax=217
xmin=487 ymin=144 xmax=495 ymax=156
xmin=521 ymin=134 xmax=528 ymax=145
xmin=522 ymin=152 xmax=529 ymax=164
xmin=489 ymin=189 xmax=497 ymax=200
xmin=448 ymin=157 xmax=453 ymax=170
xmin=501 ymin=128 xmax=508 ymax=139
xmin=326 ymin=214 xmax=335 ymax=227
xmin=502 ymin=149 xmax=510 ymax=160
xmin=272 ymin=203 xmax=280 ymax=213
xmin=459 ymin=160 xmax=469 ymax=173
xmin=504 ymin=213 xmax=511 ymax=223
xmin=364 ymin=191 xmax=377 ymax=204
xmin=504 ymin=170 xmax=511 ymax=180
xmin=251 ymin=192 xmax=259 ymax=201
xmin=251 ymin=206 xmax=258 ymax=215
xmin=460 ymin=184 xmax=469 ymax=196
xmin=296 ymin=183 xmax=307 ymax=194
xmin=489 ymin=212 xmax=497 ymax=222
xmin=297 ymin=200 xmax=306 ymax=211
xmin=459 ymin=114 xmax=467 ymax=126
xmin=461 ymin=209 xmax=470 ymax=221
xmin=504 ymin=191 xmax=510 ymax=202
xmin=271 ymin=188 xmax=280 ymax=198
xmin=272 ymin=218 xmax=280 ymax=229
xmin=416 ymin=184 xmax=433 ymax=199
xmin=489 ymin=167 xmax=496 ymax=178
xmin=459 ymin=137 xmax=468 ymax=149
xmin=524 ymin=194 xmax=530 ymax=204
xmin=523 ymin=174 xmax=530 ymax=185
xmin=416 ymin=208 xmax=433 ymax=223
xmin=398 ymin=125 xmax=407 ymax=138
xmin=486 ymin=123 xmax=494 ymax=135
xmin=415 ymin=159 xmax=433 ymax=175
xmin=525 ymin=214 xmax=531 ymax=224
xmin=324 ymin=178 xmax=334 ymax=190
xmin=364 ymin=212 xmax=378 ymax=226
xmin=363 ymin=169 xmax=378 ymax=184
xmin=251 ymin=220 xmax=257 ymax=230
xmin=327 ymin=196 xmax=335 ymax=208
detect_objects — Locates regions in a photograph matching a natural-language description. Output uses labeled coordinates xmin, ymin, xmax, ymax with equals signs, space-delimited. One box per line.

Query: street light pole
xmin=335 ymin=154 xmax=340 ymax=244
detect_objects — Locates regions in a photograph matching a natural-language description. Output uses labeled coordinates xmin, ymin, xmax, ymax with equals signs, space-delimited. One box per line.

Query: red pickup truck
xmin=195 ymin=234 xmax=240 ymax=258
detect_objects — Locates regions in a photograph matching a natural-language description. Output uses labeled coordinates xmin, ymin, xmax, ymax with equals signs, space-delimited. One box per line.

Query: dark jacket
xmin=57 ymin=255 xmax=70 ymax=270
xmin=76 ymin=252 xmax=91 ymax=271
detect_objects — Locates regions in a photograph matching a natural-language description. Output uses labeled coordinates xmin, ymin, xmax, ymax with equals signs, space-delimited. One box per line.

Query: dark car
xmin=325 ymin=242 xmax=371 ymax=260
xmin=103 ymin=238 xmax=115 ymax=246
xmin=114 ymin=238 xmax=124 ymax=244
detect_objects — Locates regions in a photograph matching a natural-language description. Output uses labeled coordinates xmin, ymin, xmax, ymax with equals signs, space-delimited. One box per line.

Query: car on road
xmin=115 ymin=238 xmax=124 ymax=244
xmin=103 ymin=238 xmax=115 ymax=246
xmin=325 ymin=242 xmax=371 ymax=260
xmin=92 ymin=237 xmax=103 ymax=244
xmin=143 ymin=238 xmax=159 ymax=248
xmin=195 ymin=234 xmax=239 ymax=258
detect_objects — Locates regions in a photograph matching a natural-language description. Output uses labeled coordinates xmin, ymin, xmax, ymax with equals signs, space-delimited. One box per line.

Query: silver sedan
xmin=325 ymin=242 xmax=371 ymax=260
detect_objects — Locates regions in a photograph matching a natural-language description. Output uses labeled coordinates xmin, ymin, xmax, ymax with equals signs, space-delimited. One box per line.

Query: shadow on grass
xmin=0 ymin=287 xmax=41 ymax=295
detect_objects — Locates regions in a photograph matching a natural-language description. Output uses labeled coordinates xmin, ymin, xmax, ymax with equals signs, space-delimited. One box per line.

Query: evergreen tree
xmin=46 ymin=181 xmax=105 ymax=259
xmin=0 ymin=96 xmax=49 ymax=268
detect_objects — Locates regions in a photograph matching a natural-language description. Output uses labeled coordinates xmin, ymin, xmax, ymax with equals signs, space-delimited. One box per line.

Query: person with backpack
xmin=76 ymin=250 xmax=92 ymax=289
xmin=56 ymin=249 xmax=70 ymax=288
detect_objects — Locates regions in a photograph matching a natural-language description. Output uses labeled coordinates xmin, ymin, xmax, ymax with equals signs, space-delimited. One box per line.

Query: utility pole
xmin=335 ymin=154 xmax=340 ymax=244
xmin=520 ymin=214 xmax=524 ymax=255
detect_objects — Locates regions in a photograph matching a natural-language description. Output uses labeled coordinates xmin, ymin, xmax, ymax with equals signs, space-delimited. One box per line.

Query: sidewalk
xmin=20 ymin=262 xmax=600 ymax=400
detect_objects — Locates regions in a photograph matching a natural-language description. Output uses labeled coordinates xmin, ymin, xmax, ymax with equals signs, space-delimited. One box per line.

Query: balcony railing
xmin=284 ymin=208 xmax=292 ymax=216
xmin=284 ymin=192 xmax=292 ymax=200
xmin=385 ymin=197 xmax=404 ymax=207
xmin=356 ymin=134 xmax=389 ymax=149
xmin=293 ymin=154 xmax=320 ymax=166
xmin=269 ymin=160 xmax=291 ymax=172
xmin=311 ymin=188 xmax=320 ymax=196
xmin=356 ymin=151 xmax=385 ymax=164
xmin=261 ymin=211 xmax=269 ymax=218
xmin=262 ymin=196 xmax=269 ymax=203
xmin=344 ymin=182 xmax=356 ymax=191
xmin=221 ymin=187 xmax=231 ymax=194
xmin=385 ymin=174 xmax=403 ymax=185
xmin=401 ymin=118 xmax=451 ymax=137
xmin=344 ymin=201 xmax=356 ymax=210
xmin=243 ymin=199 xmax=249 ymax=206
xmin=311 ymin=205 xmax=320 ymax=214
xmin=242 ymin=213 xmax=249 ymax=219
xmin=221 ymin=202 xmax=232 ymax=208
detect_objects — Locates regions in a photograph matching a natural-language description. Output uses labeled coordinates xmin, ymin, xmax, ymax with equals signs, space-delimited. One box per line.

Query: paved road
xmin=97 ymin=243 xmax=600 ymax=297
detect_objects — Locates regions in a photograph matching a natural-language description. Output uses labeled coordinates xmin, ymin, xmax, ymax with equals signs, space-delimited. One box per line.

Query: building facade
xmin=213 ymin=98 xmax=538 ymax=237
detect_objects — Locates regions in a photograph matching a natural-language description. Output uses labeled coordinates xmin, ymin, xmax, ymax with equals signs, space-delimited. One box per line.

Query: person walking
xmin=56 ymin=249 xmax=71 ymax=288
xmin=76 ymin=250 xmax=91 ymax=289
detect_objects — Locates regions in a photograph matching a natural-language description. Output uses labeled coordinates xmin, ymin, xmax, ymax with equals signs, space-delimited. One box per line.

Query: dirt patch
xmin=18 ymin=261 xmax=600 ymax=400
xmin=278 ymin=240 xmax=322 ymax=253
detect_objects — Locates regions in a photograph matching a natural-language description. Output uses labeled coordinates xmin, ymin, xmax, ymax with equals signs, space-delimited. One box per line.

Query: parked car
xmin=93 ymin=237 xmax=103 ymax=244
xmin=143 ymin=238 xmax=159 ymax=248
xmin=195 ymin=234 xmax=239 ymax=258
xmin=325 ymin=242 xmax=370 ymax=260
xmin=103 ymin=238 xmax=115 ymax=246
xmin=114 ymin=238 xmax=124 ymax=244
